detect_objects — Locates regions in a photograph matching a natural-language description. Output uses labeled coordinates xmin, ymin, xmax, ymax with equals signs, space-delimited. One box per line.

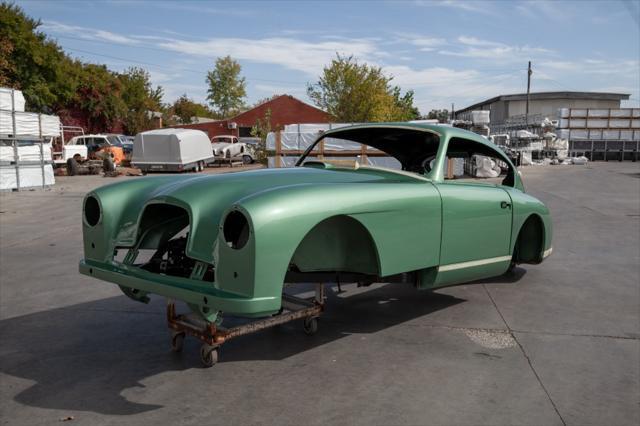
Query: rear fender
xmin=505 ymin=188 xmax=553 ymax=257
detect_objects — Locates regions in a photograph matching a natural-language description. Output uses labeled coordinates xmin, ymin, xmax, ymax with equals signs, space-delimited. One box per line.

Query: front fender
xmin=215 ymin=182 xmax=442 ymax=300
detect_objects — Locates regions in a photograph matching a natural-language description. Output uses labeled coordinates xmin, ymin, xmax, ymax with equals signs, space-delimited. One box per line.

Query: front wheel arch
xmin=289 ymin=215 xmax=381 ymax=276
xmin=513 ymin=214 xmax=545 ymax=264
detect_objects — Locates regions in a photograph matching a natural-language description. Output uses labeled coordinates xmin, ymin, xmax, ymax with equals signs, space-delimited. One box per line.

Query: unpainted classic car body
xmin=80 ymin=123 xmax=552 ymax=322
xmin=211 ymin=135 xmax=254 ymax=164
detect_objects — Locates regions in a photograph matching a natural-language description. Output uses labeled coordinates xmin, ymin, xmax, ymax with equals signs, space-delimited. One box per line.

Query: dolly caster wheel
xmin=171 ymin=331 xmax=185 ymax=352
xmin=200 ymin=344 xmax=219 ymax=367
xmin=303 ymin=317 xmax=318 ymax=336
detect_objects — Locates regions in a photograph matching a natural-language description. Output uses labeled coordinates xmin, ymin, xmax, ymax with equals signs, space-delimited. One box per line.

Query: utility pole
xmin=526 ymin=61 xmax=532 ymax=124
xmin=451 ymin=103 xmax=454 ymax=121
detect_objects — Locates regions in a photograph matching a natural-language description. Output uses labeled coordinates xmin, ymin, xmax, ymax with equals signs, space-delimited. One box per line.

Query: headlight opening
xmin=223 ymin=210 xmax=250 ymax=249
xmin=84 ymin=196 xmax=101 ymax=227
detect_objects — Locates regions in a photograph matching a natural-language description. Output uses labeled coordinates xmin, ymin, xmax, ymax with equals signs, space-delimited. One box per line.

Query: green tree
xmin=169 ymin=94 xmax=217 ymax=124
xmin=0 ymin=3 xmax=126 ymax=133
xmin=390 ymin=87 xmax=421 ymax=121
xmin=307 ymin=54 xmax=419 ymax=122
xmin=206 ymin=55 xmax=246 ymax=118
xmin=0 ymin=2 xmax=71 ymax=111
xmin=72 ymin=63 xmax=127 ymax=132
xmin=426 ymin=109 xmax=450 ymax=123
xmin=250 ymin=108 xmax=271 ymax=164
xmin=118 ymin=67 xmax=163 ymax=134
xmin=0 ymin=31 xmax=15 ymax=87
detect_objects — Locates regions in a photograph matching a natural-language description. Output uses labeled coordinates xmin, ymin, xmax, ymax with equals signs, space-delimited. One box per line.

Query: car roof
xmin=322 ymin=122 xmax=495 ymax=150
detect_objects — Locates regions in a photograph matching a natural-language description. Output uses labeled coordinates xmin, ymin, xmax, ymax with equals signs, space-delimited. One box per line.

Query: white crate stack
xmin=557 ymin=108 xmax=640 ymax=160
xmin=0 ymin=88 xmax=57 ymax=190
xmin=557 ymin=108 xmax=640 ymax=141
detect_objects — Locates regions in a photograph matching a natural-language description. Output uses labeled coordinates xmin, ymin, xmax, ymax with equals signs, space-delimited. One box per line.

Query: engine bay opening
xmin=126 ymin=203 xmax=214 ymax=279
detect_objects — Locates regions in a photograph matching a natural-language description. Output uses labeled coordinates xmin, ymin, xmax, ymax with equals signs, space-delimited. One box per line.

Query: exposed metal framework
xmin=166 ymin=283 xmax=325 ymax=367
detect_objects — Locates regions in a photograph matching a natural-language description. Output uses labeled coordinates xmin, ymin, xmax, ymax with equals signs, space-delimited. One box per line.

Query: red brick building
xmin=172 ymin=95 xmax=332 ymax=138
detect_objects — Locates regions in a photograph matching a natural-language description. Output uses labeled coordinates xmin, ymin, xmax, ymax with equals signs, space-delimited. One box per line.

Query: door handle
xmin=501 ymin=201 xmax=511 ymax=209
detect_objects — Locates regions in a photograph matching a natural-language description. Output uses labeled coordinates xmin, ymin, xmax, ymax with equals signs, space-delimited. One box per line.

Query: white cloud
xmin=408 ymin=37 xmax=447 ymax=52
xmin=416 ymin=0 xmax=496 ymax=15
xmin=153 ymin=2 xmax=255 ymax=17
xmin=42 ymin=21 xmax=140 ymax=45
xmin=457 ymin=36 xmax=502 ymax=47
xmin=410 ymin=37 xmax=447 ymax=48
xmin=155 ymin=37 xmax=379 ymax=75
xmin=439 ymin=36 xmax=553 ymax=61
xmin=254 ymin=83 xmax=307 ymax=97
xmin=147 ymin=69 xmax=177 ymax=84
xmin=515 ymin=1 xmax=565 ymax=21
xmin=161 ymin=83 xmax=208 ymax=104
xmin=38 ymin=18 xmax=639 ymax=111
xmin=539 ymin=59 xmax=640 ymax=76
xmin=385 ymin=65 xmax=479 ymax=88
xmin=537 ymin=60 xmax=578 ymax=71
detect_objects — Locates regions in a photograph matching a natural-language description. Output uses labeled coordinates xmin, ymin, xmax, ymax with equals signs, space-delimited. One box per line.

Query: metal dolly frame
xmin=166 ymin=283 xmax=325 ymax=367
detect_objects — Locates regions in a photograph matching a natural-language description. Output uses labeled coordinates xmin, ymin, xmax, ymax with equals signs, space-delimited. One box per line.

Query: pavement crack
xmin=511 ymin=328 xmax=639 ymax=341
xmin=483 ymin=284 xmax=567 ymax=426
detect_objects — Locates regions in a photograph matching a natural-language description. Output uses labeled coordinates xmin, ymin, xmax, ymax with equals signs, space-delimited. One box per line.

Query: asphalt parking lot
xmin=1 ymin=162 xmax=638 ymax=425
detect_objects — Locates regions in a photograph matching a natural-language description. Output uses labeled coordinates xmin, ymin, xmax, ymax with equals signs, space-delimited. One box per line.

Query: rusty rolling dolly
xmin=167 ymin=283 xmax=325 ymax=367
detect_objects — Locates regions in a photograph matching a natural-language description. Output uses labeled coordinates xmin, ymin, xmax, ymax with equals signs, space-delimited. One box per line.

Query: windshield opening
xmin=295 ymin=127 xmax=440 ymax=174
xmin=107 ymin=136 xmax=122 ymax=146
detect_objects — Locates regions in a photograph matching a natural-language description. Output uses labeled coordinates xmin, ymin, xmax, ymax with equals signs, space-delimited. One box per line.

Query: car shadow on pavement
xmin=467 ymin=266 xmax=528 ymax=285
xmin=0 ymin=283 xmax=462 ymax=415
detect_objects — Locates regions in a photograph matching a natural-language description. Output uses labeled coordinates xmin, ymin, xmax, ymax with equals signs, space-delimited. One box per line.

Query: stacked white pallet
xmin=557 ymin=108 xmax=640 ymax=140
xmin=0 ymin=88 xmax=56 ymax=190
xmin=456 ymin=110 xmax=490 ymax=125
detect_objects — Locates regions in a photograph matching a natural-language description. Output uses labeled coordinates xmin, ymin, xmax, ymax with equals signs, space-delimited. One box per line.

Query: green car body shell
xmin=80 ymin=123 xmax=552 ymax=318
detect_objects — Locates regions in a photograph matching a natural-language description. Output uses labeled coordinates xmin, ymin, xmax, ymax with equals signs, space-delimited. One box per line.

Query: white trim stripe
xmin=438 ymin=256 xmax=512 ymax=272
xmin=543 ymin=247 xmax=553 ymax=258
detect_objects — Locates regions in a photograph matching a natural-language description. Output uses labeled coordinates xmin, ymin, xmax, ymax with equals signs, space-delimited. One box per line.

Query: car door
xmin=434 ymin=137 xmax=514 ymax=285
xmin=86 ymin=137 xmax=100 ymax=155
xmin=230 ymin=137 xmax=241 ymax=156
xmin=437 ymin=181 xmax=512 ymax=265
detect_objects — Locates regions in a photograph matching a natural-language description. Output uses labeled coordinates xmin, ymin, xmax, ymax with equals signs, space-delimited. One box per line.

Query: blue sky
xmin=18 ymin=0 xmax=640 ymax=113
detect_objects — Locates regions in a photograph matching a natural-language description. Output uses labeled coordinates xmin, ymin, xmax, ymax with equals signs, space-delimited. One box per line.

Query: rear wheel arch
xmin=513 ymin=214 xmax=545 ymax=264
xmin=289 ymin=215 xmax=381 ymax=276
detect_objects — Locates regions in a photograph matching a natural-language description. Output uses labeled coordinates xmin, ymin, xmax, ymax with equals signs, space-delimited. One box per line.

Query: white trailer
xmin=132 ymin=129 xmax=214 ymax=172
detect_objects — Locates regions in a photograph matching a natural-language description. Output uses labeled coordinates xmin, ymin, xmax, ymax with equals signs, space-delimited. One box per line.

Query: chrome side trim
xmin=438 ymin=255 xmax=512 ymax=272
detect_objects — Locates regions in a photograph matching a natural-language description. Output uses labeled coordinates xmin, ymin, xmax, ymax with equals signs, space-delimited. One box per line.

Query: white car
xmin=62 ymin=134 xmax=124 ymax=162
xmin=211 ymin=135 xmax=254 ymax=164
